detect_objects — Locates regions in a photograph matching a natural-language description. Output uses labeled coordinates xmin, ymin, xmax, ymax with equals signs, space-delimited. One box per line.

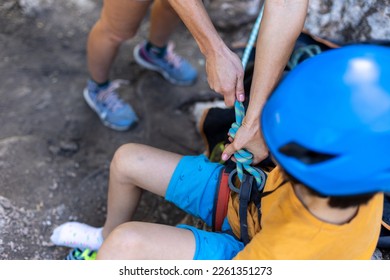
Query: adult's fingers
xmin=224 ymin=95 xmax=235 ymax=107
xmin=235 ymin=73 xmax=245 ymax=102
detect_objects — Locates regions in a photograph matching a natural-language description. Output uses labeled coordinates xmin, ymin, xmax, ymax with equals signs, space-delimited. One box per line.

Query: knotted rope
xmin=228 ymin=5 xmax=264 ymax=188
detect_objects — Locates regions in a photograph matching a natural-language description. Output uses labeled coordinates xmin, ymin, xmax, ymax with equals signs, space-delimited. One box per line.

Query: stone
xmin=305 ymin=0 xmax=390 ymax=44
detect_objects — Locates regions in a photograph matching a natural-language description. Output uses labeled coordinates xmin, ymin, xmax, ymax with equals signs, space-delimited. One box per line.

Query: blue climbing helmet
xmin=261 ymin=44 xmax=390 ymax=196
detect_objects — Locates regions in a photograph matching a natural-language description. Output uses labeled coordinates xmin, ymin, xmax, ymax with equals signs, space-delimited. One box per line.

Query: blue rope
xmin=241 ymin=6 xmax=264 ymax=71
xmin=287 ymin=44 xmax=322 ymax=70
xmin=228 ymin=5 xmax=264 ymax=188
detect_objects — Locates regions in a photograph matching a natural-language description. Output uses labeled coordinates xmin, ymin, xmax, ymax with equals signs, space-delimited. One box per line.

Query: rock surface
xmin=305 ymin=0 xmax=390 ymax=44
xmin=207 ymin=0 xmax=390 ymax=44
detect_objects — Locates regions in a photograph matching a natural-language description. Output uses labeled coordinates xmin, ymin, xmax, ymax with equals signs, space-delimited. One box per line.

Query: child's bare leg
xmin=102 ymin=143 xmax=182 ymax=237
xmin=97 ymin=222 xmax=195 ymax=259
xmin=51 ymin=144 xmax=182 ymax=250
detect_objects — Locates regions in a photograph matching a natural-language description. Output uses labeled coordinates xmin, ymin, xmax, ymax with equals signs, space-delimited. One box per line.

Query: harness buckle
xmin=228 ymin=167 xmax=266 ymax=193
xmin=227 ymin=167 xmax=267 ymax=245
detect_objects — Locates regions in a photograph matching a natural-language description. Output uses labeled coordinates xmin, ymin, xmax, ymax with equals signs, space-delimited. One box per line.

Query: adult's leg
xmin=87 ymin=0 xmax=152 ymax=83
xmin=148 ymin=0 xmax=181 ymax=47
xmin=133 ymin=0 xmax=198 ymax=86
xmin=97 ymin=222 xmax=195 ymax=259
xmin=102 ymin=143 xmax=183 ymax=238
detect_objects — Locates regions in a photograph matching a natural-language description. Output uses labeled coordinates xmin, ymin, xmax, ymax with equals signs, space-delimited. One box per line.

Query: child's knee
xmin=98 ymin=222 xmax=147 ymax=259
xmin=111 ymin=143 xmax=139 ymax=175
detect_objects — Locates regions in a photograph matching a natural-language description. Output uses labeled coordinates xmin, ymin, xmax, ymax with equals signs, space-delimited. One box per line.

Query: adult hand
xmin=205 ymin=45 xmax=245 ymax=107
xmin=166 ymin=0 xmax=246 ymax=106
xmin=221 ymin=117 xmax=268 ymax=165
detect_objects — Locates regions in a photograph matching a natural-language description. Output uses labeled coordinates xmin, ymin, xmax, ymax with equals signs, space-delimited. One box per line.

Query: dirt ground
xmin=0 ymin=0 xmax=389 ymax=260
xmin=0 ymin=0 xmax=219 ymax=260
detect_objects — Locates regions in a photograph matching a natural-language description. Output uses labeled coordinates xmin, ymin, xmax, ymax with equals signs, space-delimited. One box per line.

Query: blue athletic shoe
xmin=133 ymin=41 xmax=198 ymax=86
xmin=83 ymin=79 xmax=138 ymax=131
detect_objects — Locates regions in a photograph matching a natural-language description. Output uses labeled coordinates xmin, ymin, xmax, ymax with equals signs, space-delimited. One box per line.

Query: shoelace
xmin=96 ymin=79 xmax=129 ymax=112
xmin=164 ymin=42 xmax=182 ymax=69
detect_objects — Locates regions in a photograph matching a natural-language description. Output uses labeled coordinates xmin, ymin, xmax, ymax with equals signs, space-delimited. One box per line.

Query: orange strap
xmin=213 ymin=169 xmax=231 ymax=232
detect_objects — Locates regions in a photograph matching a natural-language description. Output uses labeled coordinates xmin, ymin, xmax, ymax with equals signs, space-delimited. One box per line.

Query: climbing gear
xmin=212 ymin=164 xmax=233 ymax=232
xmin=225 ymin=5 xmax=266 ymax=244
xmin=228 ymin=165 xmax=267 ymax=244
xmin=83 ymin=79 xmax=138 ymax=131
xmin=287 ymin=44 xmax=322 ymax=70
xmin=228 ymin=3 xmax=265 ymax=186
xmin=212 ymin=159 xmax=272 ymax=244
xmin=212 ymin=6 xmax=268 ymax=244
xmin=65 ymin=248 xmax=97 ymax=260
xmin=261 ymin=44 xmax=390 ymax=196
xmin=133 ymin=41 xmax=198 ymax=86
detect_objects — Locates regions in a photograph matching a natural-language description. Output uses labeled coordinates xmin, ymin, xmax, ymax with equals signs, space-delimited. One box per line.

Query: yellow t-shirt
xmin=227 ymin=166 xmax=384 ymax=260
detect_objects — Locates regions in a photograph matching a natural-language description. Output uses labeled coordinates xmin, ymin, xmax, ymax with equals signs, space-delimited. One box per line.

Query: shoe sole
xmin=83 ymin=88 xmax=136 ymax=131
xmin=133 ymin=44 xmax=196 ymax=86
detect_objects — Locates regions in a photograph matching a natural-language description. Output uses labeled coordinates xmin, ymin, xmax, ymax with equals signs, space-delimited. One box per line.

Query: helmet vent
xmin=279 ymin=142 xmax=336 ymax=165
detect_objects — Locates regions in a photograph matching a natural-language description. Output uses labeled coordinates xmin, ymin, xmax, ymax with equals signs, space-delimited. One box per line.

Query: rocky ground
xmin=0 ymin=0 xmax=215 ymax=260
xmin=0 ymin=0 xmax=389 ymax=260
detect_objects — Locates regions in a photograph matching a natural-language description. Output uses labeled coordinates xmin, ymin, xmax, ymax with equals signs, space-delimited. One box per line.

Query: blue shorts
xmin=165 ymin=155 xmax=244 ymax=260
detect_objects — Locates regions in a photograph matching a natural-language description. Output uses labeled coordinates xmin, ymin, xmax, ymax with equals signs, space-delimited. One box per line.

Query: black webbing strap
xmin=228 ymin=168 xmax=267 ymax=245
xmin=238 ymin=174 xmax=254 ymax=245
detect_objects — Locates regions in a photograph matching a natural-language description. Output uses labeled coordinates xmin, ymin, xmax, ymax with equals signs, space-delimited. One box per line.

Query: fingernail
xmin=222 ymin=154 xmax=228 ymax=161
xmin=238 ymin=94 xmax=245 ymax=102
